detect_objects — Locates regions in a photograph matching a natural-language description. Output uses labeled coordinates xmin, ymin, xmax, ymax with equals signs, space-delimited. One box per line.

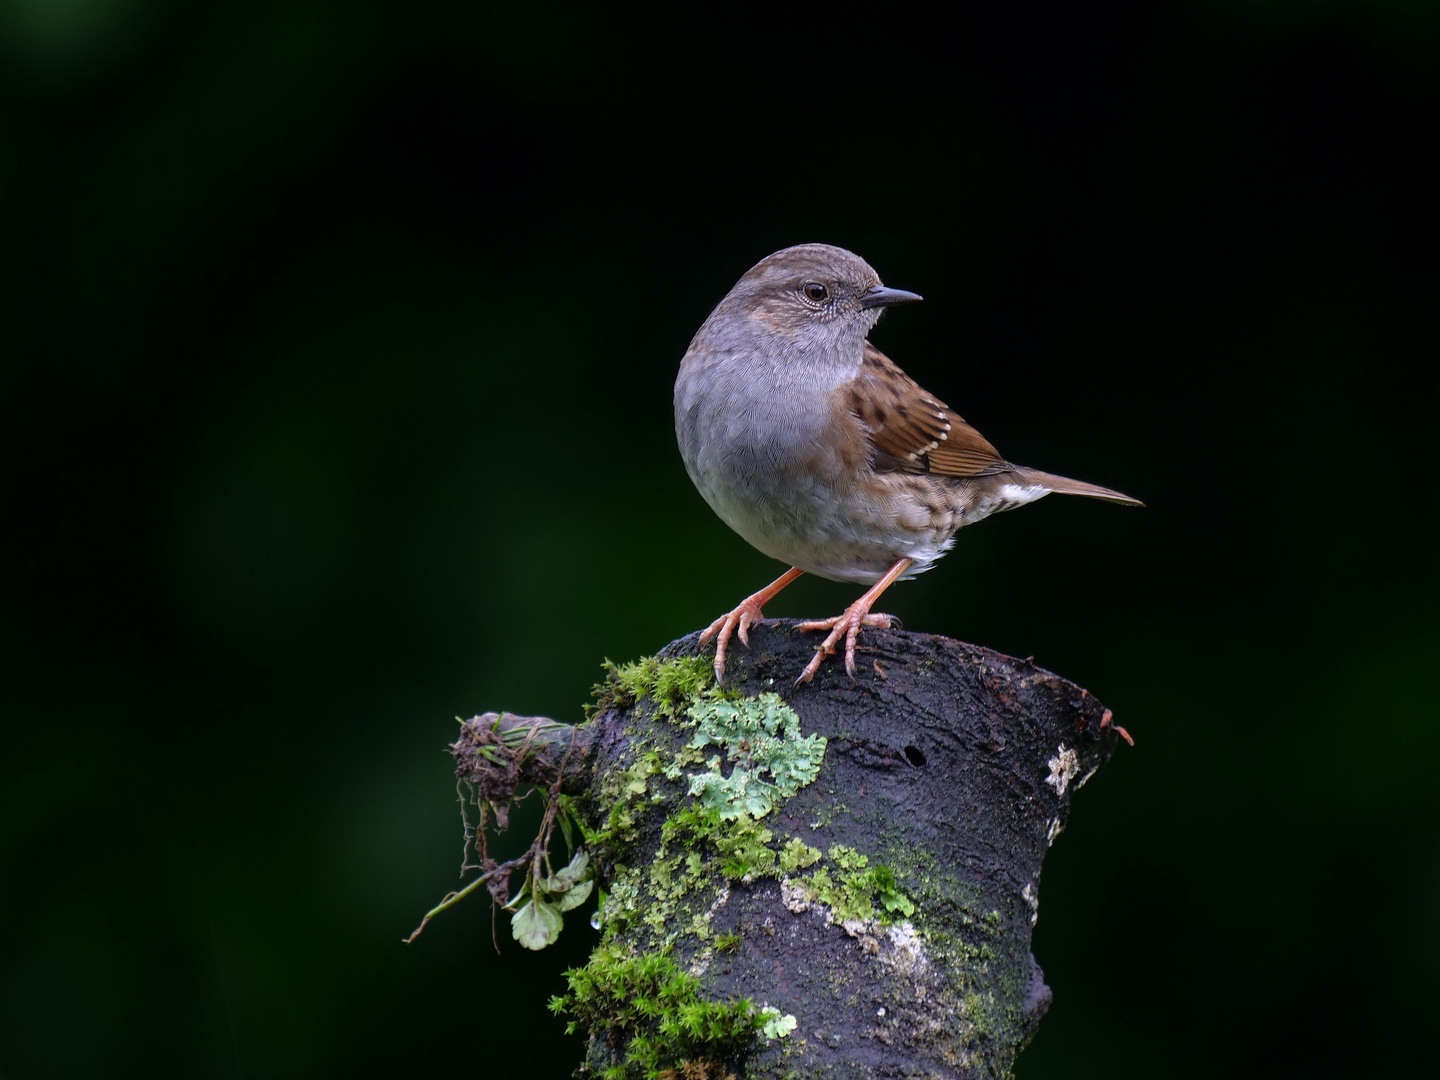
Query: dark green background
xmin=4 ymin=2 xmax=1437 ymax=1076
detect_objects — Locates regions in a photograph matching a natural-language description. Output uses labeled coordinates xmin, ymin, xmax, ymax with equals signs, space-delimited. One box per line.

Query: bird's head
xmin=719 ymin=243 xmax=922 ymax=355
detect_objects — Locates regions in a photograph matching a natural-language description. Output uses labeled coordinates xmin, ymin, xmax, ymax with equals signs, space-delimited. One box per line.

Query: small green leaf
xmin=546 ymin=849 xmax=590 ymax=892
xmin=512 ymin=897 xmax=564 ymax=950
xmin=556 ymin=877 xmax=594 ymax=912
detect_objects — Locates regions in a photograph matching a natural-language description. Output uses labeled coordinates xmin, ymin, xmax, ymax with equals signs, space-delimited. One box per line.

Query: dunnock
xmin=675 ymin=243 xmax=1141 ymax=685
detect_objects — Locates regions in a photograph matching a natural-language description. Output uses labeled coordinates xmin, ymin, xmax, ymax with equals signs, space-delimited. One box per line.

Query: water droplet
xmin=589 ymin=911 xmax=602 ymax=930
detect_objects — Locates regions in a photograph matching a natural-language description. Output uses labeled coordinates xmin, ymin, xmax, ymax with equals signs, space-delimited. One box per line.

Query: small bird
xmin=675 ymin=243 xmax=1142 ymax=685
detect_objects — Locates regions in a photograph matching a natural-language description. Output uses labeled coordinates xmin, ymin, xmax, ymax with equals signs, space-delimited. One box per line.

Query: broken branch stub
xmin=452 ymin=620 xmax=1125 ymax=1079
xmin=451 ymin=711 xmax=596 ymax=803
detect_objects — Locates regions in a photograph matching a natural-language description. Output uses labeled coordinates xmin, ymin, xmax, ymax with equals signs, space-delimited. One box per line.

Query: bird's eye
xmin=803 ymin=282 xmax=829 ymax=302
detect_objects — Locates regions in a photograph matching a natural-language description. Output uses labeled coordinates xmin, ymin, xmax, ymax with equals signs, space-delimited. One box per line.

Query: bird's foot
xmin=699 ymin=598 xmax=769 ymax=684
xmin=794 ymin=607 xmax=896 ymax=685
xmin=699 ymin=568 xmax=806 ymax=684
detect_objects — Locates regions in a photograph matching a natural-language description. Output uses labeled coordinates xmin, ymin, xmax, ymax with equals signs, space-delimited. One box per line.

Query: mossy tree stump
xmin=449 ymin=620 xmax=1126 ymax=1079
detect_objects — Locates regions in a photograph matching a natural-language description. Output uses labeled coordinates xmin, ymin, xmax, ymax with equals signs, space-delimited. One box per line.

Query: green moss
xmin=586 ymin=752 xmax=657 ymax=850
xmin=664 ymin=805 xmax=777 ymax=881
xmin=778 ymin=837 xmax=822 ymax=874
xmin=582 ymin=742 xmax=676 ymax=856
xmin=595 ymin=654 xmax=716 ymax=718
xmin=793 ymin=845 xmax=915 ymax=924
xmin=580 ymin=654 xmax=725 ymax=859
xmin=841 ymin=831 xmax=1031 ymax=1061
xmin=549 ymin=946 xmax=792 ymax=1080
xmin=602 ymin=804 xmax=795 ymax=947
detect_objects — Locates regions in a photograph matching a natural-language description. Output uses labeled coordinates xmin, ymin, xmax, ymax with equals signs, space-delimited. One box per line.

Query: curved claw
xmin=736 ymin=607 xmax=755 ymax=649
xmin=792 ymin=557 xmax=913 ymax=685
xmin=700 ymin=568 xmax=806 ymax=685
xmin=794 ymin=611 xmax=895 ymax=685
xmin=700 ymin=604 xmax=760 ymax=685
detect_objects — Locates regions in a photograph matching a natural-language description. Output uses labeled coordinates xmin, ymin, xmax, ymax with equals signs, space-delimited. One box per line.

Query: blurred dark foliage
xmin=2 ymin=2 xmax=1437 ymax=1077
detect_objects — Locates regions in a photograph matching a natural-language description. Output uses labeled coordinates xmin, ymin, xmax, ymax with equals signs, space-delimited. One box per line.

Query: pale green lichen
xmin=684 ymin=692 xmax=826 ymax=819
xmin=758 ymin=1006 xmax=797 ymax=1040
xmin=588 ymin=681 xmax=832 ymax=957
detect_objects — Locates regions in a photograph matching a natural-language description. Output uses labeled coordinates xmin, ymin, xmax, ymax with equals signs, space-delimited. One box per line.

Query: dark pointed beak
xmin=860 ymin=285 xmax=924 ymax=309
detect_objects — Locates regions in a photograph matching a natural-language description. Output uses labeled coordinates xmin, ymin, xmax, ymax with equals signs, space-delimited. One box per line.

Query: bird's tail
xmin=1010 ymin=468 xmax=1144 ymax=507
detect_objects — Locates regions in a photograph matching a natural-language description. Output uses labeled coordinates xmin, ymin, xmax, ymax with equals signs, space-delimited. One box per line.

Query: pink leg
xmin=794 ymin=557 xmax=913 ymax=684
xmin=1100 ymin=708 xmax=1135 ymax=747
xmin=700 ymin=567 xmax=805 ymax=683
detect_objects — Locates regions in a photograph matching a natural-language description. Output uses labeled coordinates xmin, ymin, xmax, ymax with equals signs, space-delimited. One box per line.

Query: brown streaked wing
xmin=845 ymin=343 xmax=1012 ymax=478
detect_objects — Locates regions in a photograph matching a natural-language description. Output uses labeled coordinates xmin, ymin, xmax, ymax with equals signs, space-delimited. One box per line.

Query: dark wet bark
xmin=453 ymin=620 xmax=1126 ymax=1079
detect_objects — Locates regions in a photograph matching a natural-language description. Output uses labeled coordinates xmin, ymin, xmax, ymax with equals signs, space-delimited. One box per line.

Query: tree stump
xmin=449 ymin=619 xmax=1126 ymax=1079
